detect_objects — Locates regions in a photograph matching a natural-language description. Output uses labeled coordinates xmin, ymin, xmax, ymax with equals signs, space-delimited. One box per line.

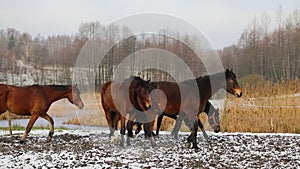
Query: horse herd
xmin=0 ymin=69 xmax=242 ymax=149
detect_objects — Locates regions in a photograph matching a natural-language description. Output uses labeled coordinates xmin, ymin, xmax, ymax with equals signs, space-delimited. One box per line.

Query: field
xmin=0 ymin=78 xmax=299 ymax=168
xmin=0 ymin=129 xmax=299 ymax=168
xmin=222 ymin=79 xmax=300 ymax=133
xmin=59 ymin=79 xmax=300 ymax=134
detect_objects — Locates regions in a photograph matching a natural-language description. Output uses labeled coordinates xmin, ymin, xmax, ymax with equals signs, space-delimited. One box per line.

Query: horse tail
xmin=0 ymin=84 xmax=9 ymax=114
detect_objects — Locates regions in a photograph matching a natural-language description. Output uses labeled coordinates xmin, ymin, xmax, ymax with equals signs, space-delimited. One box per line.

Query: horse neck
xmin=42 ymin=86 xmax=70 ymax=103
xmin=197 ymin=72 xmax=226 ymax=99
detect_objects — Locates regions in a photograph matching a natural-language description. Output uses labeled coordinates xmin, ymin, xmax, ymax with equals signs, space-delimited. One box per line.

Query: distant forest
xmin=0 ymin=8 xmax=299 ymax=86
xmin=219 ymin=8 xmax=300 ymax=81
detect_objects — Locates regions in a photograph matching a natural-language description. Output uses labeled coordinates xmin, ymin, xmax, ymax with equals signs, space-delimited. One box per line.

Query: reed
xmin=221 ymin=79 xmax=300 ymax=133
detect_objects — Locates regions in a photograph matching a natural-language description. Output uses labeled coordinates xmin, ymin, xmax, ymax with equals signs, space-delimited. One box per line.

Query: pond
xmin=0 ymin=116 xmax=103 ymax=130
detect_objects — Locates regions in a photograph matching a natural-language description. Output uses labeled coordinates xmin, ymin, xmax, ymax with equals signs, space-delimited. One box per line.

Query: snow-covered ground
xmin=1 ymin=129 xmax=299 ymax=168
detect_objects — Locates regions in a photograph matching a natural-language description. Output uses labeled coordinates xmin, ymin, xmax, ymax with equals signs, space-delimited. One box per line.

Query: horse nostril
xmin=79 ymin=103 xmax=84 ymax=109
xmin=147 ymin=104 xmax=151 ymax=109
xmin=235 ymin=90 xmax=242 ymax=97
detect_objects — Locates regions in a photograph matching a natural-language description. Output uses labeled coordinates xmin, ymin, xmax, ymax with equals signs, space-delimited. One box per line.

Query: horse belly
xmin=6 ymin=93 xmax=33 ymax=115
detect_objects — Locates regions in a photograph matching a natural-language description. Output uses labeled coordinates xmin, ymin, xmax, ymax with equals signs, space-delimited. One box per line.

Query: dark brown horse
xmin=150 ymin=69 xmax=242 ymax=149
xmin=0 ymin=84 xmax=84 ymax=142
xmin=101 ymin=76 xmax=155 ymax=147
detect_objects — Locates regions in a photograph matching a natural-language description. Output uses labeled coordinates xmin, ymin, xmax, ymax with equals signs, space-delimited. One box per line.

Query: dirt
xmin=0 ymin=130 xmax=299 ymax=168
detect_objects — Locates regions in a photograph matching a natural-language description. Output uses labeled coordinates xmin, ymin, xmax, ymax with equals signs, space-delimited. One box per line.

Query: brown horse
xmin=0 ymin=84 xmax=84 ymax=142
xmin=101 ymin=76 xmax=155 ymax=147
xmin=150 ymin=69 xmax=242 ymax=149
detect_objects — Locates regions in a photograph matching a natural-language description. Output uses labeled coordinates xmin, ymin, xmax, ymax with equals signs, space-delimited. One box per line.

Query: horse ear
xmin=147 ymin=80 xmax=151 ymax=83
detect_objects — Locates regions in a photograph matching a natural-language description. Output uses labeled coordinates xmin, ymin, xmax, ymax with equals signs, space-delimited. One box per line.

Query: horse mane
xmin=50 ymin=85 xmax=70 ymax=91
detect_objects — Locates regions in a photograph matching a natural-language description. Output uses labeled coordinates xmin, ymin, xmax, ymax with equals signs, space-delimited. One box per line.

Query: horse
xmin=133 ymin=101 xmax=220 ymax=139
xmin=150 ymin=69 xmax=242 ymax=149
xmin=185 ymin=69 xmax=242 ymax=149
xmin=0 ymin=84 xmax=8 ymax=114
xmin=0 ymin=84 xmax=84 ymax=143
xmin=101 ymin=76 xmax=156 ymax=147
xmin=169 ymin=101 xmax=220 ymax=139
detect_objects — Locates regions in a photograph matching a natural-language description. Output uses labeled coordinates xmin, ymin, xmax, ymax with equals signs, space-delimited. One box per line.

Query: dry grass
xmin=222 ymin=79 xmax=300 ymax=133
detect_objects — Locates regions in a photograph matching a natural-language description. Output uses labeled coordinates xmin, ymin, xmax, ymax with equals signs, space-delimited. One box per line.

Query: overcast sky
xmin=0 ymin=0 xmax=299 ymax=49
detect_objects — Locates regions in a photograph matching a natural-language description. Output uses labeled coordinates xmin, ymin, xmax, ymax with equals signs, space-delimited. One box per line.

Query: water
xmin=0 ymin=116 xmax=104 ymax=130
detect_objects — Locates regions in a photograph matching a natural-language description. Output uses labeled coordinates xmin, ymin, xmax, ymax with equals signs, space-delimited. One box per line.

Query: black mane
xmin=50 ymin=85 xmax=69 ymax=91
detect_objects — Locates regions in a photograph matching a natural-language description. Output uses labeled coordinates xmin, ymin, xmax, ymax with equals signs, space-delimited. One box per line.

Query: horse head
xmin=67 ymin=84 xmax=84 ymax=109
xmin=131 ymin=77 xmax=151 ymax=111
xmin=225 ymin=69 xmax=242 ymax=97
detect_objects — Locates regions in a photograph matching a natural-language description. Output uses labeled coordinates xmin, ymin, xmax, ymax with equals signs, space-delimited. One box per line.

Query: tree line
xmin=219 ymin=8 xmax=300 ymax=81
xmin=1 ymin=8 xmax=299 ymax=87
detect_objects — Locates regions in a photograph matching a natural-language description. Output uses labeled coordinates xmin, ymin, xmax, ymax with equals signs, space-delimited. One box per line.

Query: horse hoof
xmin=47 ymin=137 xmax=52 ymax=142
xmin=135 ymin=130 xmax=141 ymax=135
xmin=192 ymin=146 xmax=200 ymax=150
xmin=151 ymin=143 xmax=157 ymax=148
xmin=126 ymin=139 xmax=131 ymax=146
xmin=185 ymin=142 xmax=191 ymax=149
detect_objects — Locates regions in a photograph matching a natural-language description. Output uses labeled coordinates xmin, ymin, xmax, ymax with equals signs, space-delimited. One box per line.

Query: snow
xmin=1 ymin=129 xmax=299 ymax=168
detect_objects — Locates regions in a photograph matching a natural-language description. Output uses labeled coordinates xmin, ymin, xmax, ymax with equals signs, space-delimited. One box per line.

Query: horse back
xmin=150 ymin=81 xmax=181 ymax=114
xmin=6 ymin=85 xmax=48 ymax=115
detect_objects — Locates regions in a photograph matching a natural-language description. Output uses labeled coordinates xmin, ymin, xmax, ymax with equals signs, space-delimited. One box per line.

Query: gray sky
xmin=0 ymin=0 xmax=299 ymax=49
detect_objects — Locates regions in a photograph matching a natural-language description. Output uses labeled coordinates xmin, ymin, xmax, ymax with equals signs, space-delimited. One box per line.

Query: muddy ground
xmin=0 ymin=130 xmax=299 ymax=168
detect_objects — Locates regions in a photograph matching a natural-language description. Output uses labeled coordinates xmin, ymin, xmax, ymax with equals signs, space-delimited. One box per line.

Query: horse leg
xmin=135 ymin=122 xmax=142 ymax=135
xmin=126 ymin=112 xmax=136 ymax=146
xmin=134 ymin=113 xmax=143 ymax=135
xmin=20 ymin=114 xmax=39 ymax=143
xmin=40 ymin=113 xmax=54 ymax=142
xmin=171 ymin=112 xmax=184 ymax=139
xmin=186 ymin=120 xmax=199 ymax=149
xmin=120 ymin=115 xmax=126 ymax=147
xmin=112 ymin=111 xmax=120 ymax=137
xmin=198 ymin=118 xmax=208 ymax=140
xmin=145 ymin=121 xmax=157 ymax=147
xmin=156 ymin=112 xmax=165 ymax=136
xmin=127 ymin=112 xmax=136 ymax=138
xmin=126 ymin=120 xmax=133 ymax=146
xmin=108 ymin=111 xmax=116 ymax=138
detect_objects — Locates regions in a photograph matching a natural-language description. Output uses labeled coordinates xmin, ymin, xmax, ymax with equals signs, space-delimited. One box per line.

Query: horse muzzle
xmin=145 ymin=102 xmax=151 ymax=109
xmin=234 ymin=88 xmax=242 ymax=97
xmin=77 ymin=102 xmax=84 ymax=109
